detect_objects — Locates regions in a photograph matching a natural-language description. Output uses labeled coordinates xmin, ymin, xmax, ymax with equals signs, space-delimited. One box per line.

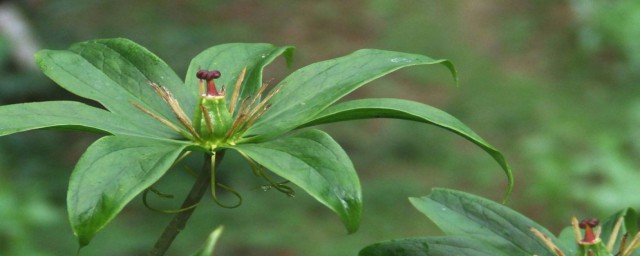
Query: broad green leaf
xmin=0 ymin=101 xmax=153 ymax=137
xmin=67 ymin=135 xmax=188 ymax=246
xmin=35 ymin=38 xmax=183 ymax=139
xmin=359 ymin=236 xmax=508 ymax=256
xmin=232 ymin=129 xmax=362 ymax=233
xmin=184 ymin=43 xmax=294 ymax=112
xmin=191 ymin=226 xmax=224 ymax=256
xmin=410 ymin=188 xmax=563 ymax=256
xmin=247 ymin=49 xmax=456 ymax=138
xmin=299 ymin=98 xmax=513 ymax=200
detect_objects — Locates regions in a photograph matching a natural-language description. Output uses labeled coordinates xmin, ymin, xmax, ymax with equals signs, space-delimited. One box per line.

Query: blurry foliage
xmin=1 ymin=0 xmax=640 ymax=255
xmin=572 ymin=0 xmax=640 ymax=80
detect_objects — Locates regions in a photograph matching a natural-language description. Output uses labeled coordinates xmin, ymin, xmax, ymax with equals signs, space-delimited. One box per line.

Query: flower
xmin=131 ymin=67 xmax=278 ymax=150
xmin=532 ymin=216 xmax=640 ymax=256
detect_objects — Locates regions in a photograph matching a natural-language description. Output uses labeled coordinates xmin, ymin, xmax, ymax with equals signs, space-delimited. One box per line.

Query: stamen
xmin=130 ymin=101 xmax=191 ymax=138
xmin=225 ymin=97 xmax=253 ymax=138
xmin=200 ymin=105 xmax=214 ymax=136
xmin=246 ymin=86 xmax=280 ymax=120
xmin=151 ymin=83 xmax=201 ymax=141
xmin=197 ymin=79 xmax=205 ymax=95
xmin=620 ymin=234 xmax=629 ymax=255
xmin=241 ymin=104 xmax=271 ymax=133
xmin=530 ymin=227 xmax=565 ymax=256
xmin=235 ymin=96 xmax=253 ymax=118
xmin=228 ymin=67 xmax=247 ymax=114
xmin=245 ymin=82 xmax=271 ymax=111
xmin=572 ymin=217 xmax=582 ymax=243
xmin=225 ymin=113 xmax=247 ymax=139
xmin=623 ymin=232 xmax=640 ymax=256
xmin=607 ymin=216 xmax=623 ymax=252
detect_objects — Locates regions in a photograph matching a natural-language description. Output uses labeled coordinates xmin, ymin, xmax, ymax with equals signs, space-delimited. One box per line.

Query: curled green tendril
xmin=142 ymin=186 xmax=199 ymax=214
xmin=242 ymin=154 xmax=295 ymax=197
xmin=210 ymin=153 xmax=243 ymax=208
xmin=211 ymin=182 xmax=243 ymax=208
xmin=260 ymin=175 xmax=295 ymax=197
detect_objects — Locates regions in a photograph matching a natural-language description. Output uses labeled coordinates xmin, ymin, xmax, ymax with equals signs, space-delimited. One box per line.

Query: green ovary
xmin=195 ymin=96 xmax=234 ymax=146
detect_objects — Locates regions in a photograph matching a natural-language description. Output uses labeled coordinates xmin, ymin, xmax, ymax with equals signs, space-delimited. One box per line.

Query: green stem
xmin=148 ymin=151 xmax=226 ymax=256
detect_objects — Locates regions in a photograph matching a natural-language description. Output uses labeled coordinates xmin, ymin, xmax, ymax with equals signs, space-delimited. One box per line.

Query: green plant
xmin=0 ymin=38 xmax=512 ymax=254
xmin=360 ymin=188 xmax=640 ymax=256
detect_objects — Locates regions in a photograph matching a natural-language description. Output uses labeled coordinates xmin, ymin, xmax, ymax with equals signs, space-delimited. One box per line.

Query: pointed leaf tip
xmin=248 ymin=49 xmax=460 ymax=139
xmin=299 ymin=98 xmax=513 ymax=202
xmin=192 ymin=226 xmax=224 ymax=256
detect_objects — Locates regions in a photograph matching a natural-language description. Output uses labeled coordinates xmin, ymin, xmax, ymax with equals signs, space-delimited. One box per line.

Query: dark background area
xmin=1 ymin=1 xmax=640 ymax=255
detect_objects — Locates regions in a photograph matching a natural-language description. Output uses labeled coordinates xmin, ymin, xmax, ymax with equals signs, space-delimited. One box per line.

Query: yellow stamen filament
xmin=225 ymin=113 xmax=246 ymax=139
xmin=245 ymin=82 xmax=271 ymax=112
xmin=530 ymin=227 xmax=565 ymax=256
xmin=228 ymin=67 xmax=247 ymax=114
xmin=200 ymin=105 xmax=214 ymax=136
xmin=571 ymin=217 xmax=582 ymax=243
xmin=225 ymin=97 xmax=252 ymax=137
xmin=235 ymin=97 xmax=252 ymax=118
xmin=608 ymin=216 xmax=624 ymax=251
xmin=242 ymin=104 xmax=271 ymax=132
xmin=130 ymin=101 xmax=190 ymax=138
xmin=622 ymin=232 xmax=640 ymax=256
xmin=150 ymin=82 xmax=201 ymax=141
xmin=246 ymin=86 xmax=281 ymax=120
xmin=197 ymin=79 xmax=205 ymax=95
xmin=620 ymin=234 xmax=629 ymax=255
xmin=225 ymin=78 xmax=282 ymax=139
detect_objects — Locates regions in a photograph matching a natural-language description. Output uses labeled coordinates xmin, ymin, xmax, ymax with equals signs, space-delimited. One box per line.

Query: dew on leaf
xmin=390 ymin=57 xmax=412 ymax=63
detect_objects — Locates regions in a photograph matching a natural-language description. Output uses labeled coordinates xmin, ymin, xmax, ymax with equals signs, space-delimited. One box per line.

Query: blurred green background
xmin=1 ymin=0 xmax=640 ymax=255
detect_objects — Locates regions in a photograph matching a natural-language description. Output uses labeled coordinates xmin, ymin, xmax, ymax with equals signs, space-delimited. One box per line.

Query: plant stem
xmin=148 ymin=151 xmax=225 ymax=256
